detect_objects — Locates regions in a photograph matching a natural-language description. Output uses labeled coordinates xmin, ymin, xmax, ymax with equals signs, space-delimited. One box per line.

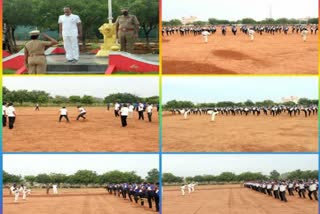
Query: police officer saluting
xmin=24 ymin=31 xmax=58 ymax=74
xmin=115 ymin=7 xmax=140 ymax=53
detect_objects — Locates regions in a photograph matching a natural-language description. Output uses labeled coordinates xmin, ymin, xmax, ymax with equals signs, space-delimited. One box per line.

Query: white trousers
xmin=250 ymin=34 xmax=254 ymax=41
xmin=204 ymin=36 xmax=208 ymax=43
xmin=181 ymin=189 xmax=185 ymax=195
xmin=302 ymin=35 xmax=307 ymax=42
xmin=63 ymin=36 xmax=79 ymax=60
xmin=53 ymin=188 xmax=58 ymax=194
xmin=14 ymin=192 xmax=19 ymax=202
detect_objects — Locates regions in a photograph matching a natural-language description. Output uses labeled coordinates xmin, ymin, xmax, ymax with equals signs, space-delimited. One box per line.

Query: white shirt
xmin=248 ymin=29 xmax=255 ymax=35
xmin=60 ymin=108 xmax=68 ymax=115
xmin=53 ymin=185 xmax=58 ymax=189
xmin=58 ymin=14 xmax=81 ymax=36
xmin=202 ymin=31 xmax=210 ymax=36
xmin=138 ymin=104 xmax=144 ymax=111
xmin=279 ymin=185 xmax=286 ymax=192
xmin=267 ymin=184 xmax=272 ymax=189
xmin=2 ymin=105 xmax=6 ymax=115
xmin=309 ymin=183 xmax=317 ymax=191
xmin=273 ymin=185 xmax=279 ymax=190
xmin=299 ymin=184 xmax=305 ymax=189
xmin=78 ymin=107 xmax=86 ymax=113
xmin=129 ymin=105 xmax=134 ymax=112
xmin=120 ymin=107 xmax=129 ymax=116
xmin=147 ymin=105 xmax=153 ymax=113
xmin=288 ymin=183 xmax=294 ymax=188
xmin=115 ymin=103 xmax=120 ymax=111
xmin=6 ymin=106 xmax=15 ymax=117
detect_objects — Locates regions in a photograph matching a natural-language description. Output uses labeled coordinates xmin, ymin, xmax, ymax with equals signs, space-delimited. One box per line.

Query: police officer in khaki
xmin=24 ymin=30 xmax=58 ymax=74
xmin=115 ymin=7 xmax=140 ymax=53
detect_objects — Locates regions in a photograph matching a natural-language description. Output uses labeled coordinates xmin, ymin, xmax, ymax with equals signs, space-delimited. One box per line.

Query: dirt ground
xmin=162 ymin=32 xmax=318 ymax=74
xmin=3 ymin=107 xmax=159 ymax=152
xmin=162 ymin=112 xmax=317 ymax=152
xmin=3 ymin=188 xmax=157 ymax=214
xmin=163 ymin=185 xmax=318 ymax=214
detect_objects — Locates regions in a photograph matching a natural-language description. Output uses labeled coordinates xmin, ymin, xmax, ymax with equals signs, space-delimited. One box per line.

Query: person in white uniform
xmin=128 ymin=103 xmax=134 ymax=118
xmin=181 ymin=184 xmax=186 ymax=196
xmin=187 ymin=183 xmax=192 ymax=194
xmin=59 ymin=106 xmax=69 ymax=122
xmin=211 ymin=111 xmax=219 ymax=121
xmin=248 ymin=29 xmax=255 ymax=41
xmin=6 ymin=102 xmax=16 ymax=129
xmin=76 ymin=106 xmax=86 ymax=120
xmin=120 ymin=104 xmax=129 ymax=127
xmin=114 ymin=102 xmax=120 ymax=117
xmin=301 ymin=28 xmax=308 ymax=42
xmin=308 ymin=180 xmax=318 ymax=200
xmin=201 ymin=30 xmax=210 ymax=43
xmin=11 ymin=184 xmax=20 ymax=203
xmin=147 ymin=104 xmax=153 ymax=122
xmin=58 ymin=6 xmax=82 ymax=62
xmin=52 ymin=184 xmax=58 ymax=194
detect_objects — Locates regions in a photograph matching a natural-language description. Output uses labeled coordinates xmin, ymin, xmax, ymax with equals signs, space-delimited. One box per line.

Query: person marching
xmin=76 ymin=106 xmax=86 ymax=120
xmin=58 ymin=6 xmax=82 ymax=63
xmin=59 ymin=106 xmax=70 ymax=122
xmin=115 ymin=7 xmax=140 ymax=53
xmin=3 ymin=102 xmax=7 ymax=127
xmin=138 ymin=102 xmax=144 ymax=120
xmin=6 ymin=102 xmax=16 ymax=129
xmin=128 ymin=103 xmax=134 ymax=118
xmin=273 ymin=181 xmax=280 ymax=199
xmin=120 ymin=104 xmax=129 ymax=127
xmin=114 ymin=102 xmax=120 ymax=117
xmin=53 ymin=184 xmax=58 ymax=194
xmin=201 ymin=29 xmax=210 ymax=43
xmin=181 ymin=184 xmax=186 ymax=196
xmin=35 ymin=103 xmax=40 ymax=111
xmin=147 ymin=104 xmax=153 ymax=122
xmin=279 ymin=181 xmax=287 ymax=202
xmin=10 ymin=184 xmax=20 ymax=203
xmin=308 ymin=180 xmax=318 ymax=200
xmin=298 ymin=180 xmax=306 ymax=198
xmin=24 ymin=31 xmax=58 ymax=74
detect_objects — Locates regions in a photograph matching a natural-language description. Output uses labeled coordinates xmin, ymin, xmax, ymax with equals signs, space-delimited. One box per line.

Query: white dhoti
xmin=14 ymin=192 xmax=19 ymax=202
xmin=211 ymin=112 xmax=219 ymax=121
xmin=63 ymin=36 xmax=79 ymax=60
xmin=181 ymin=188 xmax=185 ymax=195
xmin=184 ymin=112 xmax=188 ymax=119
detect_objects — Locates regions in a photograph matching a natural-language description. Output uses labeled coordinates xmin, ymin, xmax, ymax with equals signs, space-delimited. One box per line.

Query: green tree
xmin=81 ymin=95 xmax=94 ymax=104
xmin=145 ymin=168 xmax=159 ymax=183
xmin=69 ymin=96 xmax=82 ymax=103
xmin=162 ymin=173 xmax=183 ymax=183
xmin=35 ymin=173 xmax=52 ymax=184
xmin=24 ymin=175 xmax=36 ymax=186
xmin=72 ymin=170 xmax=99 ymax=185
xmin=269 ymin=170 xmax=280 ymax=180
xmin=3 ymin=171 xmax=22 ymax=184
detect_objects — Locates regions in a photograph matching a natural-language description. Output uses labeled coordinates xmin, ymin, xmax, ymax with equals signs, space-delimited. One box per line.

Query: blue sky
xmin=162 ymin=77 xmax=318 ymax=104
xmin=163 ymin=154 xmax=318 ymax=176
xmin=163 ymin=0 xmax=318 ymax=21
xmin=3 ymin=154 xmax=158 ymax=177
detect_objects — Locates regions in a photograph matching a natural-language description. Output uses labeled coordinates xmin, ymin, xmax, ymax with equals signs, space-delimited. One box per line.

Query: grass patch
xmin=3 ymin=69 xmax=16 ymax=74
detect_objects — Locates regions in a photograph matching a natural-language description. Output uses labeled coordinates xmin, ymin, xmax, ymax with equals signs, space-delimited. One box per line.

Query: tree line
xmin=3 ymin=87 xmax=159 ymax=106
xmin=4 ymin=0 xmax=159 ymax=52
xmin=3 ymin=168 xmax=159 ymax=187
xmin=163 ymin=169 xmax=318 ymax=185
xmin=163 ymin=98 xmax=318 ymax=110
xmin=163 ymin=17 xmax=318 ymax=27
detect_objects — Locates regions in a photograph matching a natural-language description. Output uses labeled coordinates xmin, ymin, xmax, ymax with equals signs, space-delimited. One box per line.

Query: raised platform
xmin=46 ymin=55 xmax=108 ymax=74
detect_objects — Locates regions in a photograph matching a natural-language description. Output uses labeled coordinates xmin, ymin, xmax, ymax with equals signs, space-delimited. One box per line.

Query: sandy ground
xmin=3 ymin=188 xmax=157 ymax=214
xmin=162 ymin=32 xmax=318 ymax=74
xmin=162 ymin=112 xmax=318 ymax=152
xmin=163 ymin=185 xmax=318 ymax=214
xmin=3 ymin=107 xmax=159 ymax=152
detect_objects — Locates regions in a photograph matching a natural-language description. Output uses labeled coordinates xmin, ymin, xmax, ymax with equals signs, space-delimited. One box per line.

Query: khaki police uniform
xmin=25 ymin=31 xmax=51 ymax=74
xmin=115 ymin=14 xmax=139 ymax=53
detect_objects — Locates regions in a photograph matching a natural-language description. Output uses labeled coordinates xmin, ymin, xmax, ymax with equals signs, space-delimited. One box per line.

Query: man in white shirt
xmin=138 ymin=103 xmax=144 ymax=120
xmin=181 ymin=184 xmax=186 ymax=196
xmin=58 ymin=6 xmax=82 ymax=62
xmin=59 ymin=106 xmax=69 ymax=122
xmin=272 ymin=182 xmax=280 ymax=199
xmin=128 ymin=103 xmax=134 ymax=118
xmin=35 ymin=103 xmax=40 ymax=111
xmin=6 ymin=102 xmax=16 ymax=129
xmin=120 ymin=104 xmax=129 ymax=127
xmin=3 ymin=102 xmax=7 ymax=127
xmin=248 ymin=28 xmax=255 ymax=41
xmin=279 ymin=182 xmax=287 ymax=202
xmin=11 ymin=184 xmax=20 ymax=203
xmin=76 ymin=106 xmax=86 ymax=120
xmin=114 ymin=102 xmax=120 ymax=117
xmin=301 ymin=28 xmax=308 ymax=42
xmin=53 ymin=184 xmax=58 ymax=194
xmin=308 ymin=180 xmax=318 ymax=200
xmin=201 ymin=30 xmax=210 ymax=43
xmin=147 ymin=104 xmax=153 ymax=122
xmin=298 ymin=180 xmax=306 ymax=198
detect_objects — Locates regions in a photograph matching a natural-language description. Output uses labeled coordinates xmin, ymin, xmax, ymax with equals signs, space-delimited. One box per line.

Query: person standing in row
xmin=24 ymin=31 xmax=58 ymax=74
xmin=147 ymin=104 xmax=153 ymax=122
xmin=3 ymin=102 xmax=7 ymax=127
xmin=76 ymin=106 xmax=86 ymax=120
xmin=6 ymin=102 xmax=16 ymax=129
xmin=128 ymin=103 xmax=134 ymax=118
xmin=59 ymin=106 xmax=69 ymax=122
xmin=308 ymin=180 xmax=318 ymax=200
xmin=115 ymin=7 xmax=140 ymax=53
xmin=138 ymin=102 xmax=144 ymax=120
xmin=120 ymin=104 xmax=129 ymax=127
xmin=58 ymin=6 xmax=82 ymax=62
